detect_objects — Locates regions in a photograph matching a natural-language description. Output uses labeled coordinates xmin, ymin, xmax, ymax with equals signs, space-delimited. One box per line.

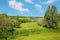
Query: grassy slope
xmin=9 ymin=22 xmax=60 ymax=40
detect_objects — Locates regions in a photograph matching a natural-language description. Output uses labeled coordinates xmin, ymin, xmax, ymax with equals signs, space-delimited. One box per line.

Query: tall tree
xmin=44 ymin=6 xmax=51 ymax=28
xmin=51 ymin=6 xmax=57 ymax=29
xmin=44 ymin=6 xmax=57 ymax=29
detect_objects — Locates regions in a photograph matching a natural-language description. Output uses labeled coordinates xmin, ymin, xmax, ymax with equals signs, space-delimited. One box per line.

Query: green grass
xmin=20 ymin=22 xmax=45 ymax=30
xmin=15 ymin=32 xmax=60 ymax=40
xmin=8 ymin=22 xmax=60 ymax=40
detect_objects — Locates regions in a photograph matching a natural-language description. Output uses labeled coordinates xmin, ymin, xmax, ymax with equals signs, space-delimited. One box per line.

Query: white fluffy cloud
xmin=25 ymin=0 xmax=33 ymax=4
xmin=35 ymin=4 xmax=42 ymax=8
xmin=45 ymin=0 xmax=56 ymax=4
xmin=8 ymin=0 xmax=29 ymax=12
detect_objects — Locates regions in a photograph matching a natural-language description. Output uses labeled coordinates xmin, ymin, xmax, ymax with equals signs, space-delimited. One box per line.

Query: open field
xmin=8 ymin=22 xmax=60 ymax=40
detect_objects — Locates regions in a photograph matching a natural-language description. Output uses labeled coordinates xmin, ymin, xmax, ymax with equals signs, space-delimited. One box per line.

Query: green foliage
xmin=56 ymin=13 xmax=60 ymax=22
xmin=44 ymin=6 xmax=51 ymax=28
xmin=56 ymin=13 xmax=60 ymax=28
xmin=44 ymin=6 xmax=57 ymax=29
xmin=0 ymin=13 xmax=14 ymax=40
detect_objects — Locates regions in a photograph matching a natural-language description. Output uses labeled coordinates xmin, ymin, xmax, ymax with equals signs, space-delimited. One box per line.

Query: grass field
xmin=8 ymin=22 xmax=60 ymax=40
xmin=15 ymin=32 xmax=60 ymax=40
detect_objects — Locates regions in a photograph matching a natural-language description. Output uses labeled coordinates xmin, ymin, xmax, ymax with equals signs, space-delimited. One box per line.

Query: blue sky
xmin=0 ymin=0 xmax=60 ymax=17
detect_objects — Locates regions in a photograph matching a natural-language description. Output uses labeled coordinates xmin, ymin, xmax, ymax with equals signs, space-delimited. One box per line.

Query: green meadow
xmin=8 ymin=22 xmax=60 ymax=40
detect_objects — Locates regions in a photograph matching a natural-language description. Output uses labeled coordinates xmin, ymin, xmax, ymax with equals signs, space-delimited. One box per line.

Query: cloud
xmin=8 ymin=0 xmax=29 ymax=12
xmin=35 ymin=4 xmax=42 ymax=8
xmin=45 ymin=0 xmax=56 ymax=4
xmin=25 ymin=0 xmax=33 ymax=4
xmin=34 ymin=4 xmax=42 ymax=16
